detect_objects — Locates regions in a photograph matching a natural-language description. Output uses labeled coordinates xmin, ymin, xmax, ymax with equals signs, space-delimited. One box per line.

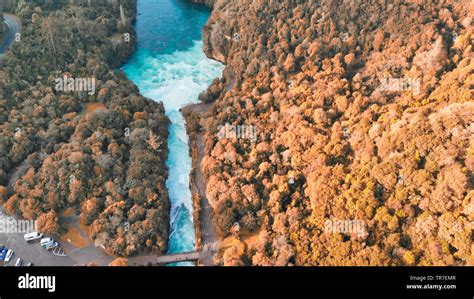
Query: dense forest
xmin=1 ymin=0 xmax=472 ymax=266
xmin=191 ymin=0 xmax=473 ymax=265
xmin=0 ymin=0 xmax=170 ymax=257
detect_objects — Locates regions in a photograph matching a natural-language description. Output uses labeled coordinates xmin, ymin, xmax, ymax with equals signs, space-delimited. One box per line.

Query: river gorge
xmin=123 ymin=0 xmax=223 ymax=265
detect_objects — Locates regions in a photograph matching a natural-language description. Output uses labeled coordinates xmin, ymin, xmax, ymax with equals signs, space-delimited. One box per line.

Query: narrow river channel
xmin=123 ymin=0 xmax=223 ymax=265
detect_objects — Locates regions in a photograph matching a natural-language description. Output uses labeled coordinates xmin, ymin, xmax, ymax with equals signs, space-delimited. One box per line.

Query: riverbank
xmin=182 ymin=103 xmax=219 ymax=265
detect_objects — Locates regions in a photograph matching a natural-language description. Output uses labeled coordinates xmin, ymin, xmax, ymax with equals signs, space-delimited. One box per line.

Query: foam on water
xmin=124 ymin=27 xmax=223 ymax=265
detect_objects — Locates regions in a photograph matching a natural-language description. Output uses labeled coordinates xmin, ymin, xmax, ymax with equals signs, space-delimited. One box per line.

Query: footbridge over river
xmin=128 ymin=242 xmax=218 ymax=266
xmin=156 ymin=251 xmax=201 ymax=264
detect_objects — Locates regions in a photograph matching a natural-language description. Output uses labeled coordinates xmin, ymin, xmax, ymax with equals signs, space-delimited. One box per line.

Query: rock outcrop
xmin=191 ymin=0 xmax=216 ymax=8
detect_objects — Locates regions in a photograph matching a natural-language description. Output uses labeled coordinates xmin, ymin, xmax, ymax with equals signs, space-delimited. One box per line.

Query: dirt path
xmin=194 ymin=133 xmax=218 ymax=265
xmin=184 ymin=103 xmax=219 ymax=266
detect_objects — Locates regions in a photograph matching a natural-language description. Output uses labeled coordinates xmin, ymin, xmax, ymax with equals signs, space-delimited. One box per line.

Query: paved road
xmin=0 ymin=14 xmax=19 ymax=54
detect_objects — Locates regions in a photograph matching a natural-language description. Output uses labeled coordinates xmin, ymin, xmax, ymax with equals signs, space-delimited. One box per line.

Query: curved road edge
xmin=0 ymin=13 xmax=20 ymax=54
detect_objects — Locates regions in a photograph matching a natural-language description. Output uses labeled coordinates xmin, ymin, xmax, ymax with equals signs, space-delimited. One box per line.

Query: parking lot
xmin=0 ymin=209 xmax=113 ymax=266
xmin=0 ymin=231 xmax=76 ymax=266
xmin=0 ymin=209 xmax=74 ymax=266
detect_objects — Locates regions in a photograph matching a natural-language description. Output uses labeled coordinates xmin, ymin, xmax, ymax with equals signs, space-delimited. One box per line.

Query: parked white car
xmin=24 ymin=232 xmax=43 ymax=242
xmin=4 ymin=249 xmax=13 ymax=262
xmin=14 ymin=258 xmax=23 ymax=267
xmin=40 ymin=238 xmax=59 ymax=250
xmin=40 ymin=238 xmax=54 ymax=247
xmin=44 ymin=242 xmax=59 ymax=250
